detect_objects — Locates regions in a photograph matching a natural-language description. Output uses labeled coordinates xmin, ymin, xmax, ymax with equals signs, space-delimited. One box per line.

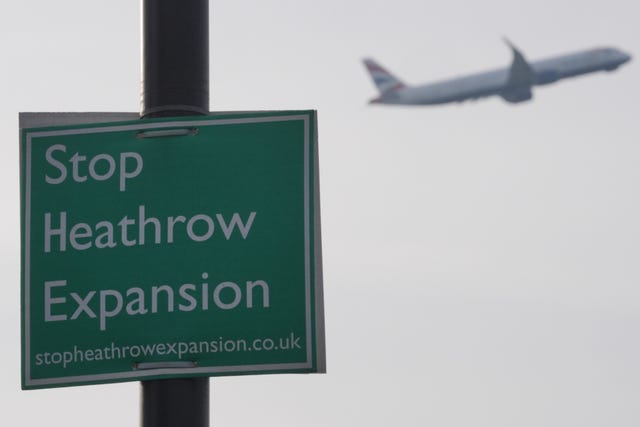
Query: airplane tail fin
xmin=363 ymin=58 xmax=406 ymax=94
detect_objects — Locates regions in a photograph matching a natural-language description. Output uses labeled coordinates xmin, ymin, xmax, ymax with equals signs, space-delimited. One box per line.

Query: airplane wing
xmin=501 ymin=39 xmax=534 ymax=103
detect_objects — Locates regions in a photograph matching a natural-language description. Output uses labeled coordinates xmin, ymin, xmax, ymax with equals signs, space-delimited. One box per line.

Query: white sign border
xmin=21 ymin=112 xmax=324 ymax=388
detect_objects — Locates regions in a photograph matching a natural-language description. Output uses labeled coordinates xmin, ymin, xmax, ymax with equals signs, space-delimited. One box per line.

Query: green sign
xmin=20 ymin=111 xmax=324 ymax=389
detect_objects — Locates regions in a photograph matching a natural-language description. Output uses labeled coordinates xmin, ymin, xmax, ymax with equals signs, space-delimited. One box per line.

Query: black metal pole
xmin=141 ymin=377 xmax=210 ymax=427
xmin=141 ymin=0 xmax=209 ymax=118
xmin=140 ymin=0 xmax=210 ymax=426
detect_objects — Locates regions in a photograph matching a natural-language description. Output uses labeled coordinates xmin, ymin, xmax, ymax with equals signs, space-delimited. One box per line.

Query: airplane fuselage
xmin=367 ymin=46 xmax=631 ymax=105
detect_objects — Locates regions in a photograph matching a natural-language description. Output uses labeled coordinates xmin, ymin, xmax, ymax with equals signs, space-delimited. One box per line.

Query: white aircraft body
xmin=364 ymin=41 xmax=631 ymax=105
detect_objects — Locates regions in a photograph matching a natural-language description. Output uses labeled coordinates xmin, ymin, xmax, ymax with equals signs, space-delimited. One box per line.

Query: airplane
xmin=363 ymin=40 xmax=631 ymax=105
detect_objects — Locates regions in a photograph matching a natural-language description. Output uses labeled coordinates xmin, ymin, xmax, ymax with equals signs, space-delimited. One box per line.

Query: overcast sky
xmin=2 ymin=0 xmax=639 ymax=426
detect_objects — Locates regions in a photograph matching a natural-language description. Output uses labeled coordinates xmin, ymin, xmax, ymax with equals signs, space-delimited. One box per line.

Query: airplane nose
xmin=620 ymin=52 xmax=632 ymax=64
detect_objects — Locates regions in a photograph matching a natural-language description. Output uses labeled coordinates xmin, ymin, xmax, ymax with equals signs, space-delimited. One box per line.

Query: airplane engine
xmin=501 ymin=87 xmax=533 ymax=103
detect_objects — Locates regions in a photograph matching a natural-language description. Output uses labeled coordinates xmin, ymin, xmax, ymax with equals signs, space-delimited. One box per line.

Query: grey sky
xmin=2 ymin=0 xmax=639 ymax=426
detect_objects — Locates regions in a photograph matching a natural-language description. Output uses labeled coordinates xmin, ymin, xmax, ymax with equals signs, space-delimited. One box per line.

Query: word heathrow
xmin=44 ymin=205 xmax=257 ymax=253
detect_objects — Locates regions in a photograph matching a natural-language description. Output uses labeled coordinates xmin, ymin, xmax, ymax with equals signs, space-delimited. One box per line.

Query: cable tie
xmin=133 ymin=361 xmax=198 ymax=370
xmin=136 ymin=128 xmax=199 ymax=139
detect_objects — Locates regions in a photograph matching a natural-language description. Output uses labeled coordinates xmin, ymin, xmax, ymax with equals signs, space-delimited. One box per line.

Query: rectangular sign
xmin=20 ymin=111 xmax=324 ymax=389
